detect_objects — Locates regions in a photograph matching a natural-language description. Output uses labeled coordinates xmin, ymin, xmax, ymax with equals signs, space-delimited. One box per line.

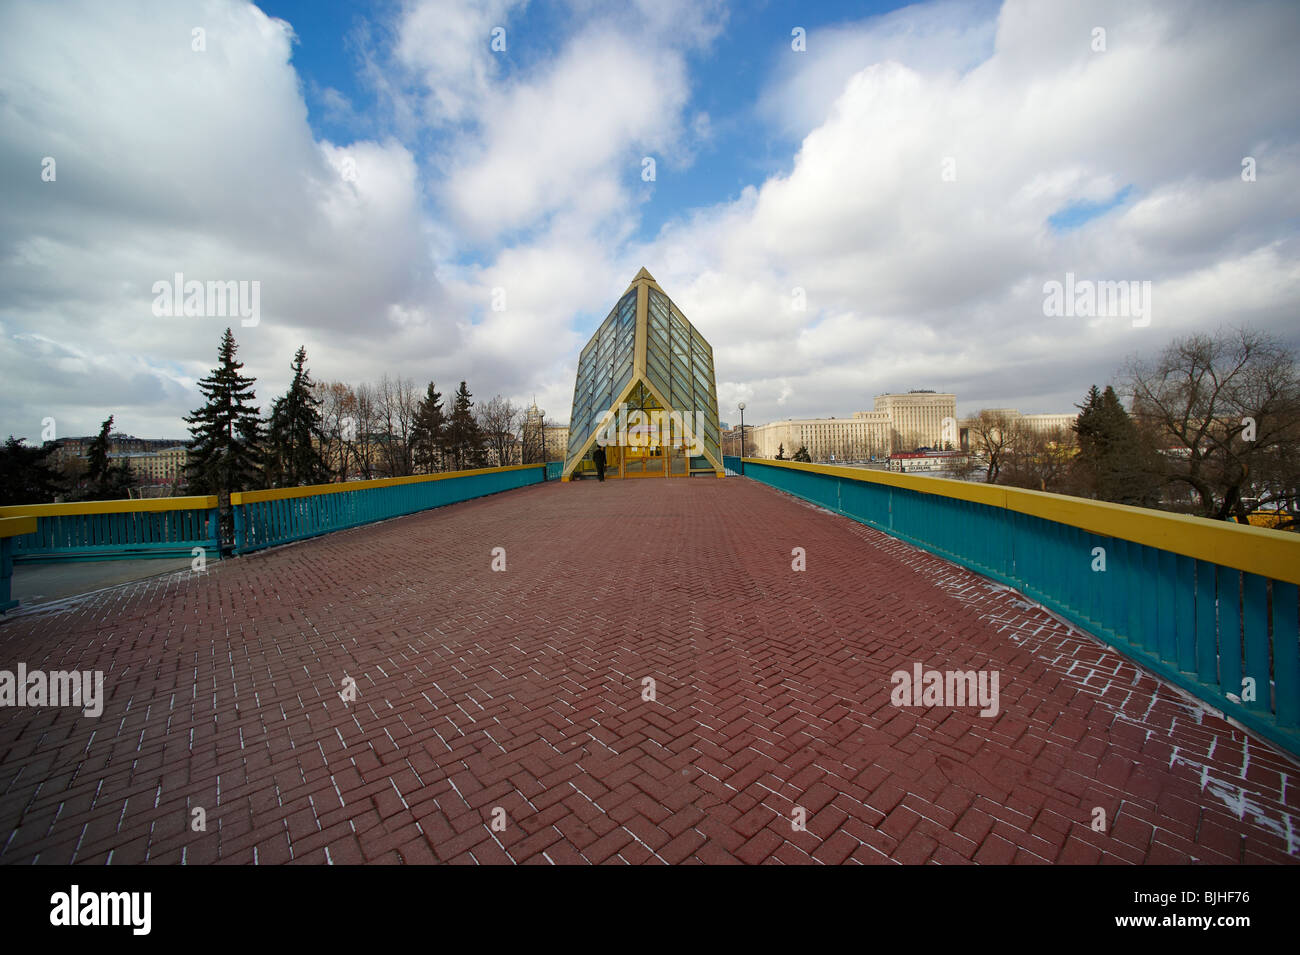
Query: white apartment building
xmin=750 ymin=412 xmax=891 ymax=461
xmin=1020 ymin=413 xmax=1076 ymax=435
xmin=959 ymin=410 xmax=1077 ymax=450
xmin=749 ymin=392 xmax=956 ymax=461
xmin=748 ymin=394 xmax=1076 ymax=463
xmin=872 ymin=392 xmax=958 ymax=451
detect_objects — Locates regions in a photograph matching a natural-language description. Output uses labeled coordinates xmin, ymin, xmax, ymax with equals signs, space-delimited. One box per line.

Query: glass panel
xmin=565 ymin=288 xmax=640 ymax=467
xmin=649 ymin=288 xmax=669 ymax=317
xmin=646 ymin=366 xmax=669 ymax=402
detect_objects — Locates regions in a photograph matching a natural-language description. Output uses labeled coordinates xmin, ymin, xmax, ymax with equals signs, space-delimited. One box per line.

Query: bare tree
xmin=477 ymin=395 xmax=520 ymax=467
xmin=352 ymin=382 xmax=382 ymax=480
xmin=1000 ymin=426 xmax=1076 ymax=493
xmin=1125 ymin=326 xmax=1300 ymax=524
xmin=723 ymin=429 xmax=739 ymax=458
xmin=375 ymin=374 xmax=419 ymax=477
xmin=315 ymin=381 xmax=359 ymax=481
xmin=520 ymin=404 xmax=547 ymax=465
xmin=966 ymin=409 xmax=1022 ymax=484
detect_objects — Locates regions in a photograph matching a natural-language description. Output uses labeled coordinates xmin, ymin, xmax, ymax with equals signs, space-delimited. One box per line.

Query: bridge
xmin=0 ymin=461 xmax=1297 ymax=864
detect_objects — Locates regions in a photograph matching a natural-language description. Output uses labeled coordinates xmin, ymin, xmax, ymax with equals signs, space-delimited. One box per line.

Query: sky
xmin=1 ymin=0 xmax=1298 ymax=440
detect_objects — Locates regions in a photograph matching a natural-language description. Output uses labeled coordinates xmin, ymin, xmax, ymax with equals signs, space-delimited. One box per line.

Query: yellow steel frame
xmin=562 ymin=269 xmax=725 ymax=480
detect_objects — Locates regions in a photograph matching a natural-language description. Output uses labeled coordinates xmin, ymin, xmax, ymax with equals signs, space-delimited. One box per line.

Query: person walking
xmin=592 ymin=444 xmax=607 ymax=482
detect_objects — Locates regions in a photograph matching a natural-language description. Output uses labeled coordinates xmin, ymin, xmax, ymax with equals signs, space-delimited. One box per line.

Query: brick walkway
xmin=0 ymin=478 xmax=1296 ymax=864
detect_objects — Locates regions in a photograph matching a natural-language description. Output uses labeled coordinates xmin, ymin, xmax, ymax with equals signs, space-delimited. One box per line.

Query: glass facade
xmin=644 ymin=287 xmax=720 ymax=464
xmin=566 ymin=288 xmax=637 ymax=464
xmin=564 ymin=271 xmax=723 ymax=478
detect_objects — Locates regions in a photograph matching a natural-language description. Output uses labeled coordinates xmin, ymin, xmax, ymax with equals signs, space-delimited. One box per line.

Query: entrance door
xmin=667 ymin=446 xmax=687 ymax=476
xmin=622 ymin=445 xmax=665 ymax=477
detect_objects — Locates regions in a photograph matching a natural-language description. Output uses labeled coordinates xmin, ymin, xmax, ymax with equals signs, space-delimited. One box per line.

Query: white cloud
xmin=0 ymin=0 xmax=451 ymax=437
xmin=1 ymin=0 xmax=1297 ymax=446
xmin=438 ymin=26 xmax=692 ymax=242
xmin=638 ymin=0 xmax=1300 ymax=424
xmin=392 ymin=0 xmax=525 ymax=127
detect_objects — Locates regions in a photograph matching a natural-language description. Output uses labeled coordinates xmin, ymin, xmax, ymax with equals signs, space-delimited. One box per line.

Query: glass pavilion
xmin=562 ymin=268 xmax=724 ymax=480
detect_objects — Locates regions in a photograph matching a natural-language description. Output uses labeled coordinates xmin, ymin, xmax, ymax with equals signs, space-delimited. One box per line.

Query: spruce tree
xmin=264 ymin=346 xmax=329 ymax=487
xmin=793 ymin=444 xmax=812 ymax=462
xmin=444 ymin=381 xmax=485 ymax=471
xmin=411 ymin=382 xmax=448 ymax=473
xmin=0 ymin=436 xmax=64 ymax=505
xmin=184 ymin=328 xmax=264 ymax=494
xmin=86 ymin=416 xmax=112 ymax=485
xmin=1072 ymin=384 xmax=1157 ymax=506
xmin=82 ymin=415 xmax=134 ymax=500
xmin=776 ymin=444 xmax=786 ymax=460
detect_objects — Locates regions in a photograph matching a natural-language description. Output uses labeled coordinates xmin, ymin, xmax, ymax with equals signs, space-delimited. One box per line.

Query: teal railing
xmin=0 ymin=517 xmax=36 ymax=612
xmin=738 ymin=458 xmax=1300 ymax=758
xmin=231 ymin=464 xmax=546 ymax=555
xmin=0 ymin=498 xmax=221 ymax=564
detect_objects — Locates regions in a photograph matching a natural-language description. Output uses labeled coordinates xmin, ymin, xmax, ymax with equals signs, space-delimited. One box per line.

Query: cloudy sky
xmin=2 ymin=0 xmax=1297 ymax=441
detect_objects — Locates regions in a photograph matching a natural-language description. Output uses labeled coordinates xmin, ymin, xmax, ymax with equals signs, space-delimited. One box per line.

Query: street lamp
xmin=737 ymin=402 xmax=746 ymax=475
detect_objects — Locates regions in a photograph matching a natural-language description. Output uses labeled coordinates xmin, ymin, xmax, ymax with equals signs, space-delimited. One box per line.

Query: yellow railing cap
xmin=743 ymin=457 xmax=1300 ymax=585
xmin=0 ymin=496 xmax=219 ymax=517
xmin=0 ymin=515 xmax=37 ymax=538
xmin=232 ymin=463 xmax=544 ymax=504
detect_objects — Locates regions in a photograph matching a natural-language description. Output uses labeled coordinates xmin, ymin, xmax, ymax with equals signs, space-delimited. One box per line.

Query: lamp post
xmin=737 ymin=402 xmax=746 ymax=475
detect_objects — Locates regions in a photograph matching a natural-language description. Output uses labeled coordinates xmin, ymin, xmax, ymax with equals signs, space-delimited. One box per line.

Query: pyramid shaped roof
xmin=563 ymin=268 xmax=722 ymax=478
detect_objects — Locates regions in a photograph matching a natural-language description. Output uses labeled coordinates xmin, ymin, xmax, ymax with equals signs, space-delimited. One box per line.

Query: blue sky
xmin=1048 ymin=185 xmax=1134 ymax=232
xmin=260 ymin=0 xmax=934 ymax=251
xmin=1 ymin=0 xmax=1298 ymax=441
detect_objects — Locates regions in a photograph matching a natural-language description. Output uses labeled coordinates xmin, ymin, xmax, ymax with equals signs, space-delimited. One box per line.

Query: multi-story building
xmin=722 ymin=424 xmax=758 ymax=457
xmin=52 ymin=434 xmax=188 ymax=463
xmin=1020 ymin=413 xmax=1076 ymax=435
xmin=747 ymin=394 xmax=1078 ymax=463
xmin=872 ymin=392 xmax=957 ymax=452
xmin=748 ymin=392 xmax=955 ymax=461
xmin=959 ymin=410 xmax=1077 ymax=451
xmin=544 ymin=425 xmax=569 ymax=462
xmin=521 ymin=404 xmax=569 ymax=463
xmin=110 ymin=445 xmax=189 ymax=484
xmin=749 ymin=413 xmax=891 ymax=462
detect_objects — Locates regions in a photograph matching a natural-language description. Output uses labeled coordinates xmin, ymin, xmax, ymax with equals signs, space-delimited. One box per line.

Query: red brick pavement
xmin=0 ymin=477 xmax=1296 ymax=864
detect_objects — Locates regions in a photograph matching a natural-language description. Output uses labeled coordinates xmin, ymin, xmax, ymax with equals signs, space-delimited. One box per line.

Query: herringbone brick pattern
xmin=0 ymin=478 xmax=1295 ymax=864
